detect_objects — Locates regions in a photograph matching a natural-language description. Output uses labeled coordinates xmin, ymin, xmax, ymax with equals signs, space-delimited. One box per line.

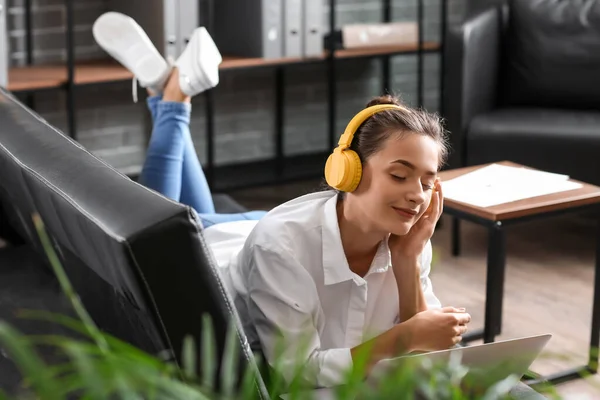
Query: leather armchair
xmin=443 ymin=0 xmax=600 ymax=187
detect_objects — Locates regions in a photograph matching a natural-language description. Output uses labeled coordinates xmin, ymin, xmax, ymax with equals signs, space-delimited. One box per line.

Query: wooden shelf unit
xmin=5 ymin=0 xmax=449 ymax=190
xmin=7 ymin=42 xmax=440 ymax=91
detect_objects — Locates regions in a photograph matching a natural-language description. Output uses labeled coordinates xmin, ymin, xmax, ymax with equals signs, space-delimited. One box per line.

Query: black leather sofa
xmin=0 ymin=88 xmax=547 ymax=398
xmin=0 ymin=87 xmax=267 ymax=397
xmin=443 ymin=0 xmax=600 ymax=187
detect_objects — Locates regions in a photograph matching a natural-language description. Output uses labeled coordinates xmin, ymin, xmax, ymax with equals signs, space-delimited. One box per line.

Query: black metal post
xmin=484 ymin=221 xmax=506 ymax=343
xmin=205 ymin=90 xmax=215 ymax=188
xmin=452 ymin=217 xmax=461 ymax=256
xmin=65 ymin=0 xmax=76 ymax=139
xmin=24 ymin=0 xmax=35 ymax=109
xmin=416 ymin=0 xmax=424 ymax=107
xmin=327 ymin=0 xmax=337 ymax=150
xmin=381 ymin=0 xmax=392 ymax=94
xmin=25 ymin=0 xmax=33 ymax=65
xmin=439 ymin=0 xmax=448 ymax=115
xmin=589 ymin=219 xmax=600 ymax=372
xmin=204 ymin=0 xmax=216 ymax=188
xmin=206 ymin=0 xmax=214 ymax=32
xmin=275 ymin=67 xmax=285 ymax=178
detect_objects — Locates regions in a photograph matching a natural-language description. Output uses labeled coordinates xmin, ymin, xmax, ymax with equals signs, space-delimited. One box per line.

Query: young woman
xmin=93 ymin=12 xmax=471 ymax=390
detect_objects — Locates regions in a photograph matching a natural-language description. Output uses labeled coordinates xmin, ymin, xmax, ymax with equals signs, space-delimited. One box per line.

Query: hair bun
xmin=365 ymin=94 xmax=404 ymax=108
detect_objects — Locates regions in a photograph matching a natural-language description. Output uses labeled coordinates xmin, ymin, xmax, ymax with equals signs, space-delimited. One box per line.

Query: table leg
xmin=452 ymin=217 xmax=461 ymax=256
xmin=461 ymin=221 xmax=506 ymax=345
xmin=525 ymin=217 xmax=600 ymax=387
xmin=588 ymin=219 xmax=600 ymax=372
xmin=484 ymin=221 xmax=506 ymax=343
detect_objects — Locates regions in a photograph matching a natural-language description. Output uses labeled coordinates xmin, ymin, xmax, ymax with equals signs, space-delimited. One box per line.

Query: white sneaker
xmin=92 ymin=12 xmax=172 ymax=94
xmin=176 ymin=27 xmax=223 ymax=97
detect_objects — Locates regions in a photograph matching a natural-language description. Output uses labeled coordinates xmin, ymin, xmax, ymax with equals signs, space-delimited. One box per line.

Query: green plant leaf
xmin=240 ymin=354 xmax=262 ymax=400
xmin=220 ymin=320 xmax=241 ymax=398
xmin=265 ymin=336 xmax=288 ymax=398
xmin=31 ymin=214 xmax=108 ymax=353
xmin=200 ymin=314 xmax=216 ymax=393
xmin=19 ymin=311 xmax=172 ymax=373
xmin=182 ymin=335 xmax=197 ymax=380
xmin=63 ymin=342 xmax=105 ymax=400
xmin=0 ymin=322 xmax=62 ymax=400
xmin=150 ymin=372 xmax=212 ymax=400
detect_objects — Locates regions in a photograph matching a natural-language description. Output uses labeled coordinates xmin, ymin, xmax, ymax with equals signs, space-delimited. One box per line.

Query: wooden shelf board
xmin=219 ymin=42 xmax=440 ymax=69
xmin=74 ymin=61 xmax=133 ymax=85
xmin=8 ymin=65 xmax=67 ymax=91
xmin=335 ymin=41 xmax=440 ymax=58
xmin=220 ymin=55 xmax=318 ymax=69
xmin=6 ymin=42 xmax=440 ymax=91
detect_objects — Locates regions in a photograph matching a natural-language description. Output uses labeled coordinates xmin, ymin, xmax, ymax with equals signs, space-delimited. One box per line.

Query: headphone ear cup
xmin=341 ymin=149 xmax=362 ymax=192
xmin=324 ymin=148 xmax=363 ymax=192
xmin=325 ymin=150 xmax=344 ymax=190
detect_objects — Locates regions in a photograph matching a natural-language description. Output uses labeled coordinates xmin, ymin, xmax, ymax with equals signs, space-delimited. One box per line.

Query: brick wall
xmin=6 ymin=0 xmax=466 ymax=175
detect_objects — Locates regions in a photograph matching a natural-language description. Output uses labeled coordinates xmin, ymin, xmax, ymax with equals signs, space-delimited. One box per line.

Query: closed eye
xmin=391 ymin=175 xmax=406 ymax=182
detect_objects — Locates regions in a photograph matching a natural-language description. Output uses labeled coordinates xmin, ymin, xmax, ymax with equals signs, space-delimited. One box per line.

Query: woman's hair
xmin=350 ymin=94 xmax=449 ymax=167
xmin=319 ymin=94 xmax=449 ymax=194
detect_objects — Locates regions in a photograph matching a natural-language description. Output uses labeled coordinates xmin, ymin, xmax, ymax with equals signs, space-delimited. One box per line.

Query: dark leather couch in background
xmin=443 ymin=0 xmax=600 ymax=187
xmin=0 ymin=88 xmax=548 ymax=398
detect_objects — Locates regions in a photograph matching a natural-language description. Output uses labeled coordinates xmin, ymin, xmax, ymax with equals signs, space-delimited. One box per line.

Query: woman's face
xmin=352 ymin=132 xmax=440 ymax=236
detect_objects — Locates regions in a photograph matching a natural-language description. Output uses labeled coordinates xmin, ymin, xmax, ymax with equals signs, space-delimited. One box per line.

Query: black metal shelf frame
xmin=199 ymin=0 xmax=447 ymax=189
xmin=17 ymin=0 xmax=448 ymax=191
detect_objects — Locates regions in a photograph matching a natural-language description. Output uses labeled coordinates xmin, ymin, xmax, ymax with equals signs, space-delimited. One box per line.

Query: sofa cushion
xmin=502 ymin=0 xmax=600 ymax=109
xmin=466 ymin=108 xmax=600 ymax=185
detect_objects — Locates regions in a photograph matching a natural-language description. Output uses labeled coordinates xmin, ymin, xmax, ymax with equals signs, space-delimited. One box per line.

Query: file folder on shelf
xmin=213 ymin=0 xmax=283 ymax=59
xmin=284 ymin=0 xmax=303 ymax=58
xmin=303 ymin=0 xmax=324 ymax=57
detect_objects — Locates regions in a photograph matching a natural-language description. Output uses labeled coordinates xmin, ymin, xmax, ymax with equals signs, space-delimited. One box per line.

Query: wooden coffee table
xmin=438 ymin=161 xmax=600 ymax=385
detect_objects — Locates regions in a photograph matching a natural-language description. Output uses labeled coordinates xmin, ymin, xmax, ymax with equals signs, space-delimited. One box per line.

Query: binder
xmin=213 ymin=0 xmax=283 ymax=59
xmin=177 ymin=0 xmax=200 ymax=54
xmin=303 ymin=0 xmax=324 ymax=57
xmin=163 ymin=0 xmax=178 ymax=59
xmin=284 ymin=0 xmax=303 ymax=58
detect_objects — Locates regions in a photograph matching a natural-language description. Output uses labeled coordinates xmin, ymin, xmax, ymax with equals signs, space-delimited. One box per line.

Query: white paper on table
xmin=441 ymin=164 xmax=583 ymax=208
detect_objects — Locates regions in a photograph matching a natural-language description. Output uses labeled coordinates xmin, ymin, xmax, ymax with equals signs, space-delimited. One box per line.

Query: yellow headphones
xmin=324 ymin=104 xmax=406 ymax=192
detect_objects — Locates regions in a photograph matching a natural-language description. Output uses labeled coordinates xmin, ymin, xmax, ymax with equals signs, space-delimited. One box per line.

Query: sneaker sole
xmin=93 ymin=12 xmax=169 ymax=88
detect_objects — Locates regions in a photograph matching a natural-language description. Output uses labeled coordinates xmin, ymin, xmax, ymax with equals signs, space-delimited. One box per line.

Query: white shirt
xmin=203 ymin=190 xmax=441 ymax=388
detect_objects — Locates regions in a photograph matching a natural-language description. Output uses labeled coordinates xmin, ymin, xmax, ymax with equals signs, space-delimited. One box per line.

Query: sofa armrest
xmin=443 ymin=6 xmax=502 ymax=169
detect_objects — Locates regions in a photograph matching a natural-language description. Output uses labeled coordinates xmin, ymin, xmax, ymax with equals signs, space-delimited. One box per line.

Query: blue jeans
xmin=139 ymin=95 xmax=266 ymax=228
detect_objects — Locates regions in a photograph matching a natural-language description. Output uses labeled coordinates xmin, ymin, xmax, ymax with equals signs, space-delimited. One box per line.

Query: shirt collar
xmin=321 ymin=192 xmax=391 ymax=286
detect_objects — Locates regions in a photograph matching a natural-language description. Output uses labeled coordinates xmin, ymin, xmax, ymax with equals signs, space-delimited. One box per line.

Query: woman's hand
xmin=404 ymin=307 xmax=471 ymax=352
xmin=389 ymin=178 xmax=443 ymax=261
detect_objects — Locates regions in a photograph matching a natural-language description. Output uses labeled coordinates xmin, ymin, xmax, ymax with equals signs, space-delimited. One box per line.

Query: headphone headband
xmin=337 ymin=104 xmax=406 ymax=150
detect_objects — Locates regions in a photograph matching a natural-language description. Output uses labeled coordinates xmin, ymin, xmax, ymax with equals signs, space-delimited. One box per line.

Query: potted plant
xmin=0 ymin=214 xmax=561 ymax=400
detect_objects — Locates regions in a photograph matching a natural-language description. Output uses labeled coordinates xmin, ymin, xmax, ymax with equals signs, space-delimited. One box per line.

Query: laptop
xmin=368 ymin=333 xmax=552 ymax=394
